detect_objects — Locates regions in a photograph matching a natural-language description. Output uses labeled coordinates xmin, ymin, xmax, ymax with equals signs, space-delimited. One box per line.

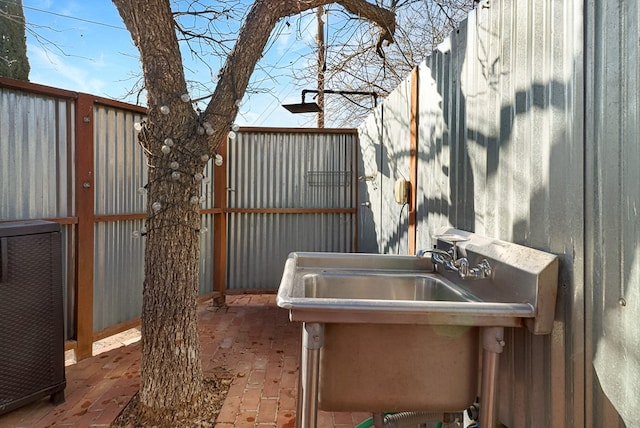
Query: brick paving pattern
xmin=0 ymin=295 xmax=370 ymax=427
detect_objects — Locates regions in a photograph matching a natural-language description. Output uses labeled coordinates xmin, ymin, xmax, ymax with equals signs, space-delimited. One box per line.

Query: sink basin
xmin=303 ymin=272 xmax=480 ymax=302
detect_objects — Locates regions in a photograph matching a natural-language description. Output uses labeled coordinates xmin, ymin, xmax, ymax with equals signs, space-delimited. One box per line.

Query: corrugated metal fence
xmin=586 ymin=0 xmax=639 ymax=427
xmin=226 ymin=129 xmax=357 ymax=291
xmin=0 ymin=79 xmax=357 ymax=359
xmin=0 ymin=84 xmax=77 ymax=340
xmin=357 ymin=0 xmax=636 ymax=426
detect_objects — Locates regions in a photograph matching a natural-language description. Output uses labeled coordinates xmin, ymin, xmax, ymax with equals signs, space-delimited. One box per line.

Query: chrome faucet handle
xmin=456 ymin=257 xmax=470 ymax=277
xmin=457 ymin=258 xmax=492 ymax=280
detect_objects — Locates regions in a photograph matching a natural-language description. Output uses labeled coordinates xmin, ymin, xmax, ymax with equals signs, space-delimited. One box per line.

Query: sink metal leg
xmin=298 ymin=322 xmax=324 ymax=428
xmin=372 ymin=413 xmax=384 ymax=427
xmin=479 ymin=326 xmax=505 ymax=428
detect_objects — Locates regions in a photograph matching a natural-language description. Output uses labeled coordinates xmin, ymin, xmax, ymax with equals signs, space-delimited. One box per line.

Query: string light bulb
xmin=161 ymin=145 xmax=171 ymax=154
xmin=171 ymin=171 xmax=181 ymax=181
xmin=201 ymin=154 xmax=210 ymax=162
xmin=231 ymin=123 xmax=240 ymax=132
xmin=214 ymin=154 xmax=224 ymax=166
xmin=180 ymin=93 xmax=190 ymax=103
xmin=170 ymin=161 xmax=180 ymax=170
xmin=152 ymin=202 xmax=162 ymax=212
xmin=134 ymin=122 xmax=143 ymax=131
xmin=228 ymin=130 xmax=237 ymax=140
xmin=164 ymin=138 xmax=174 ymax=147
xmin=160 ymin=105 xmax=170 ymax=115
xmin=194 ymin=172 xmax=204 ymax=181
xmin=137 ymin=186 xmax=147 ymax=195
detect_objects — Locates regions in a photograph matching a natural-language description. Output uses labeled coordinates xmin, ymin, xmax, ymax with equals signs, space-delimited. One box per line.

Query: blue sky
xmin=22 ymin=1 xmax=320 ymax=127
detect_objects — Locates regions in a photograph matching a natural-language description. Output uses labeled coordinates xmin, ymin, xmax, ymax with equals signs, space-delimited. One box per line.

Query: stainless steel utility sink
xmin=277 ymin=228 xmax=559 ymax=427
xmin=278 ymin=253 xmax=545 ymax=329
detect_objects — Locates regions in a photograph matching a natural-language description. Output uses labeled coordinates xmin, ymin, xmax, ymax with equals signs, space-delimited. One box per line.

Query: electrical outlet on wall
xmin=394 ymin=178 xmax=409 ymax=205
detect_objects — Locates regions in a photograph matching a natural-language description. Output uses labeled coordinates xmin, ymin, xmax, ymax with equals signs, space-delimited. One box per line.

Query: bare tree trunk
xmin=113 ymin=0 xmax=208 ymax=423
xmin=111 ymin=0 xmax=395 ymax=425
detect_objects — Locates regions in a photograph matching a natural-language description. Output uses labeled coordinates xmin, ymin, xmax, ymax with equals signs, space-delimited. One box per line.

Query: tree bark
xmin=113 ymin=0 xmax=208 ymax=423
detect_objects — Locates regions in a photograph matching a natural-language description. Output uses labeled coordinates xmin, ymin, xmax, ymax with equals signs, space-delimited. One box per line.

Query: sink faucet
xmin=417 ymin=248 xmax=492 ymax=280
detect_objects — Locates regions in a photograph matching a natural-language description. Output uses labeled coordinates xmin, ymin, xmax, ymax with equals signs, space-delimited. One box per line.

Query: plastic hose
xmin=355 ymin=412 xmax=450 ymax=428
xmin=355 ymin=417 xmax=374 ymax=428
xmin=384 ymin=412 xmax=446 ymax=428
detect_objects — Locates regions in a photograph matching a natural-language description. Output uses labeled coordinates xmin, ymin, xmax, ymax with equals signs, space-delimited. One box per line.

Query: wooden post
xmin=74 ymin=94 xmax=95 ymax=360
xmin=409 ymin=67 xmax=419 ymax=255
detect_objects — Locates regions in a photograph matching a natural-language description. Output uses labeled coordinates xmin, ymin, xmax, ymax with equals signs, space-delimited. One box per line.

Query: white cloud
xmin=28 ymin=44 xmax=106 ymax=95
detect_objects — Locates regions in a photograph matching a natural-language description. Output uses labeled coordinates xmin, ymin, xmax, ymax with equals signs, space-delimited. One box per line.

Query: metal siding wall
xmin=381 ymin=79 xmax=412 ymax=255
xmin=0 ymin=90 xmax=73 ymax=219
xmin=93 ymin=220 xmax=145 ymax=331
xmin=93 ymin=105 xmax=147 ymax=215
xmin=92 ymin=104 xmax=215 ymax=329
xmin=227 ymin=212 xmax=353 ymax=290
xmin=357 ymin=78 xmax=412 ymax=255
xmin=359 ymin=0 xmax=584 ymax=426
xmin=226 ymin=131 xmax=356 ymax=290
xmin=92 ymin=105 xmax=147 ymax=331
xmin=586 ymin=0 xmax=639 ymax=426
xmin=357 ymin=105 xmax=385 ymax=252
xmin=0 ymin=87 xmax=76 ymax=340
xmin=199 ymin=213 xmax=214 ymax=295
xmin=228 ymin=132 xmax=354 ymax=209
xmin=418 ymin=3 xmax=585 ymax=426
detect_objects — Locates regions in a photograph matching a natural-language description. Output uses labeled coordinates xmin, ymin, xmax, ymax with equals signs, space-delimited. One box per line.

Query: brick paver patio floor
xmin=0 ymin=294 xmax=370 ymax=427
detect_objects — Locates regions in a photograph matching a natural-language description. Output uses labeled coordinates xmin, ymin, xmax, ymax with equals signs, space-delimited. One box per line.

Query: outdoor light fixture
xmin=282 ymin=90 xmax=323 ymax=113
xmin=282 ymin=97 xmax=322 ymax=113
xmin=282 ymin=89 xmax=378 ymax=114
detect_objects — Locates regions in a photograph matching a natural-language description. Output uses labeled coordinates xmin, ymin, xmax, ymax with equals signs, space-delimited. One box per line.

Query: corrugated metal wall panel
xmin=198 ymin=213 xmax=215 ymax=295
xmin=356 ymin=107 xmax=384 ymax=253
xmin=359 ymin=0 xmax=586 ymax=426
xmin=356 ymin=79 xmax=412 ymax=255
xmin=93 ymin=219 xmax=145 ymax=331
xmin=93 ymin=104 xmax=147 ymax=215
xmin=416 ymin=3 xmax=585 ymax=426
xmin=228 ymin=131 xmax=355 ymax=209
xmin=227 ymin=212 xmax=353 ymax=290
xmin=92 ymin=103 xmax=215 ymax=327
xmin=586 ymin=0 xmax=639 ymax=426
xmin=226 ymin=130 xmax=356 ymax=291
xmin=92 ymin=104 xmax=147 ymax=330
xmin=0 ymin=89 xmax=74 ymax=219
xmin=0 ymin=86 xmax=76 ymax=340
xmin=381 ymin=79 xmax=412 ymax=255
xmin=92 ymin=214 xmax=214 ymax=330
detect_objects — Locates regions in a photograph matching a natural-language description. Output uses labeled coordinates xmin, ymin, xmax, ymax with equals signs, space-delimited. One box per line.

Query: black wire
xmin=19 ymin=3 xmax=128 ymax=31
xmin=396 ymin=202 xmax=408 ymax=254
